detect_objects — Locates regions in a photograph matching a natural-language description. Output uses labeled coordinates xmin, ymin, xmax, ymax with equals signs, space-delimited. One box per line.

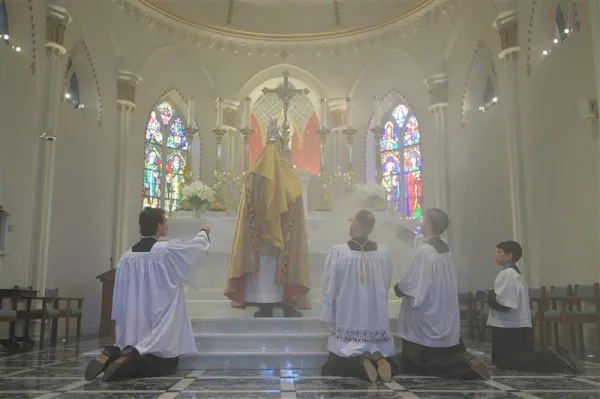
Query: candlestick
xmin=244 ymin=97 xmax=251 ymax=128
xmin=320 ymin=98 xmax=328 ymax=129
xmin=187 ymin=97 xmax=195 ymax=124
xmin=346 ymin=97 xmax=353 ymax=127
xmin=373 ymin=96 xmax=381 ymax=126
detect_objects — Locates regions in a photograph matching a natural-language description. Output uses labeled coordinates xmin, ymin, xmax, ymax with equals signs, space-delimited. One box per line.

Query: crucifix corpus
xmin=261 ymin=70 xmax=310 ymax=157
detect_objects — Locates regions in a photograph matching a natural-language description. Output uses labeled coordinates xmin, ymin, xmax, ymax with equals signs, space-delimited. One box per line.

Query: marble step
xmin=190 ymin=317 xmax=400 ymax=334
xmin=194 ymin=332 xmax=403 ymax=352
xmin=186 ymin=299 xmax=402 ymax=318
xmin=178 ymin=351 xmax=329 ymax=370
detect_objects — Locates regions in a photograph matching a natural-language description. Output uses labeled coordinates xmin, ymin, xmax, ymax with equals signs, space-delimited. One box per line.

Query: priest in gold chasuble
xmin=224 ymin=135 xmax=310 ymax=317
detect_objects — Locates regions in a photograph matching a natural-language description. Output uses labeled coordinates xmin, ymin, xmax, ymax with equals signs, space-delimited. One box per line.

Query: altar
xmin=167 ymin=210 xmax=416 ymax=292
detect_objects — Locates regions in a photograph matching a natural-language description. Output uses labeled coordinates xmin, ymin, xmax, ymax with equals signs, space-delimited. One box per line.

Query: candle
xmin=373 ymin=96 xmax=381 ymax=126
xmin=216 ymin=98 xmax=223 ymax=128
xmin=244 ymin=97 xmax=251 ymax=128
xmin=320 ymin=98 xmax=328 ymax=129
xmin=346 ymin=97 xmax=353 ymax=127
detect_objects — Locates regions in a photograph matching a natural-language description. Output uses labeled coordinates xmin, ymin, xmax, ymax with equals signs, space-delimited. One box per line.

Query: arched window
xmin=554 ymin=5 xmax=568 ymax=43
xmin=0 ymin=0 xmax=9 ymax=43
xmin=142 ymin=101 xmax=189 ymax=211
xmin=64 ymin=58 xmax=82 ymax=108
xmin=249 ymin=80 xmax=320 ymax=174
xmin=380 ymin=104 xmax=423 ymax=219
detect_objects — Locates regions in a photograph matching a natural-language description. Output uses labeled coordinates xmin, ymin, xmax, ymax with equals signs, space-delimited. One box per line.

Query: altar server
xmin=487 ymin=241 xmax=582 ymax=374
xmin=321 ymin=210 xmax=398 ymax=382
xmin=395 ymin=209 xmax=489 ymax=380
xmin=84 ymin=207 xmax=211 ymax=382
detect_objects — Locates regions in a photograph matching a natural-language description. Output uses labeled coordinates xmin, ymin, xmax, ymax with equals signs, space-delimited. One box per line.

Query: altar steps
xmin=83 ymin=317 xmax=402 ymax=370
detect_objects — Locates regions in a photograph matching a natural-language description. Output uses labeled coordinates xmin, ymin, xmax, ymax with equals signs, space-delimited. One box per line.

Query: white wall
xmin=521 ymin=18 xmax=599 ymax=287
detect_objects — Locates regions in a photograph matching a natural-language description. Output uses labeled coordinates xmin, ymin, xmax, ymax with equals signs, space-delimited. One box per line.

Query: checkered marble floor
xmin=0 ymin=339 xmax=599 ymax=399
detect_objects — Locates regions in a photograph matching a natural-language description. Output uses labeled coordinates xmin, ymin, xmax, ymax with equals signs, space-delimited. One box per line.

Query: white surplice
xmin=396 ymin=240 xmax=460 ymax=348
xmin=320 ymin=244 xmax=394 ymax=357
xmin=111 ymin=231 xmax=210 ymax=358
xmin=244 ymin=245 xmax=284 ymax=304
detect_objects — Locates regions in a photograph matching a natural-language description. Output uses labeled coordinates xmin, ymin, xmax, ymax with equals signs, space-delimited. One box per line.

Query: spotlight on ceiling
xmin=492 ymin=97 xmax=498 ymax=103
xmin=78 ymin=104 xmax=85 ymax=109
xmin=15 ymin=46 xmax=21 ymax=52
xmin=2 ymin=34 xmax=8 ymax=40
xmin=542 ymin=50 xmax=549 ymax=56
xmin=564 ymin=28 xmax=570 ymax=34
xmin=65 ymin=93 xmax=72 ymax=99
xmin=554 ymin=38 xmax=559 ymax=44
xmin=478 ymin=106 xmax=486 ymax=112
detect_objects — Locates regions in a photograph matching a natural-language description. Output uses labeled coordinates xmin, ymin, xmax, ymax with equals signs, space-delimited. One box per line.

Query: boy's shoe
xmin=360 ymin=352 xmax=379 ymax=383
xmin=550 ymin=346 xmax=583 ymax=374
xmin=84 ymin=346 xmax=121 ymax=381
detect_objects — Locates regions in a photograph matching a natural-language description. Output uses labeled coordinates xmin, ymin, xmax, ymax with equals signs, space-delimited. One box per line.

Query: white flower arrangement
xmin=181 ymin=181 xmax=215 ymax=210
xmin=352 ymin=184 xmax=387 ymax=201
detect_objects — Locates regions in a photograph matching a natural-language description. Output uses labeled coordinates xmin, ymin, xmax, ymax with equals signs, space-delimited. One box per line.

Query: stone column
xmin=112 ymin=71 xmax=141 ymax=265
xmin=424 ymin=74 xmax=450 ymax=211
xmin=29 ymin=5 xmax=72 ymax=292
xmin=494 ymin=11 xmax=532 ymax=283
xmin=589 ymin=2 xmax=600 ymax=279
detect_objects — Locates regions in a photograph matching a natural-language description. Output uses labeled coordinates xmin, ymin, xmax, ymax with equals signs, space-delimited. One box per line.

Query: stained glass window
xmin=380 ymin=104 xmax=423 ymax=219
xmin=142 ymin=102 xmax=189 ymax=211
xmin=64 ymin=58 xmax=81 ymax=108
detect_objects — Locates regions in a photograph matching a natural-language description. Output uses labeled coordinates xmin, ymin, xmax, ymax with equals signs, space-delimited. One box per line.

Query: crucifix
xmin=261 ymin=70 xmax=310 ymax=157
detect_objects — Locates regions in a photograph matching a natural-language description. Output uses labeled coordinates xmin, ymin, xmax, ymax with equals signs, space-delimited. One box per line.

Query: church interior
xmin=1 ymin=0 xmax=600 ymax=397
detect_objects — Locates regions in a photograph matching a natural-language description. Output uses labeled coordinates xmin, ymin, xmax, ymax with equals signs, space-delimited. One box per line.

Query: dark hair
xmin=139 ymin=207 xmax=166 ymax=236
xmin=496 ymin=240 xmax=523 ymax=263
xmin=426 ymin=208 xmax=449 ymax=235
xmin=354 ymin=209 xmax=376 ymax=236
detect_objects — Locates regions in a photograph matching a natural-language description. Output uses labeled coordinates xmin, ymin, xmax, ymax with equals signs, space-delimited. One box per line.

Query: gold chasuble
xmin=224 ymin=143 xmax=311 ymax=309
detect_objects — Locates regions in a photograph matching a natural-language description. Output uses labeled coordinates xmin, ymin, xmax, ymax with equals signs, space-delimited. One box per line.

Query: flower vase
xmin=193 ymin=207 xmax=203 ymax=219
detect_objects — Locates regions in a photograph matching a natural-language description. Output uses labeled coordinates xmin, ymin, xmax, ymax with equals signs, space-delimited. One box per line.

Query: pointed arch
xmin=0 ymin=0 xmax=9 ymax=43
xmin=527 ymin=0 xmax=579 ymax=75
xmin=461 ymin=42 xmax=498 ymax=126
xmin=64 ymin=39 xmax=103 ymax=125
xmin=363 ymin=90 xmax=423 ymax=219
xmin=142 ymin=88 xmax=201 ymax=210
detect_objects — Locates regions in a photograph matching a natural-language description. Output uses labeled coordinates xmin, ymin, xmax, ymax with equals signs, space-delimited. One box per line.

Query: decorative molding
xmin=493 ymin=11 xmax=519 ymax=60
xmin=424 ymin=74 xmax=448 ymax=110
xmin=64 ymin=39 xmax=103 ymax=125
xmin=117 ymin=71 xmax=142 ymax=105
xmin=46 ymin=5 xmax=72 ymax=47
xmin=461 ymin=42 xmax=497 ymax=127
xmin=525 ymin=0 xmax=537 ymax=76
xmin=115 ymin=0 xmax=459 ymax=57
xmin=28 ymin=0 xmax=36 ymax=74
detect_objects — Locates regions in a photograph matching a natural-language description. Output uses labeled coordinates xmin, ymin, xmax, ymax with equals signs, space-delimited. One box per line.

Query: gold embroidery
xmin=245 ymin=174 xmax=260 ymax=269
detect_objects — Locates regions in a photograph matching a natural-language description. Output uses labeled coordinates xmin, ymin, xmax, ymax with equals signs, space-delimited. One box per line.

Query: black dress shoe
xmin=103 ymin=346 xmax=137 ymax=382
xmin=84 ymin=346 xmax=121 ymax=381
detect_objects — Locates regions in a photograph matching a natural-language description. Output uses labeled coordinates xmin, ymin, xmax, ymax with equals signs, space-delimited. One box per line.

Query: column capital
xmin=117 ymin=71 xmax=142 ymax=109
xmin=493 ymin=10 xmax=519 ymax=60
xmin=424 ymin=73 xmax=449 ymax=111
xmin=45 ymin=5 xmax=72 ymax=55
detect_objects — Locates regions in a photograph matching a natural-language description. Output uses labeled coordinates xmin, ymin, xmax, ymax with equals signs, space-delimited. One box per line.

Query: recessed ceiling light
xmin=15 ymin=46 xmax=21 ymax=52
xmin=542 ymin=50 xmax=549 ymax=55
xmin=564 ymin=28 xmax=570 ymax=34
xmin=492 ymin=97 xmax=498 ymax=103
xmin=553 ymin=38 xmax=559 ymax=44
xmin=65 ymin=93 xmax=72 ymax=99
xmin=2 ymin=34 xmax=8 ymax=40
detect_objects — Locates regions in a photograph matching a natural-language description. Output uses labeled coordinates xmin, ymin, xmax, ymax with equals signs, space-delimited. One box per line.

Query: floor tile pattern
xmin=0 ymin=339 xmax=598 ymax=398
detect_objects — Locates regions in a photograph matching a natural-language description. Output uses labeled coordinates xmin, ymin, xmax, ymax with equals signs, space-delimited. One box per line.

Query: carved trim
xmin=461 ymin=42 xmax=498 ymax=127
xmin=46 ymin=5 xmax=71 ymax=47
xmin=64 ymin=39 xmax=103 ymax=125
xmin=117 ymin=77 xmax=140 ymax=104
xmin=115 ymin=0 xmax=459 ymax=57
xmin=28 ymin=0 xmax=36 ymax=74
xmin=425 ymin=75 xmax=448 ymax=109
